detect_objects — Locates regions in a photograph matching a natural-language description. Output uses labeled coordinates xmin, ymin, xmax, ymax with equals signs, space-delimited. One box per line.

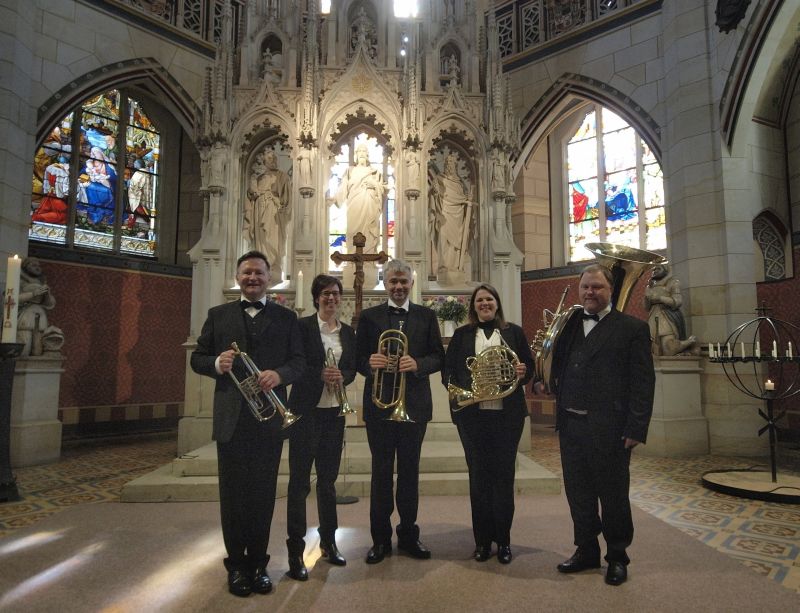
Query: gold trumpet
xmin=448 ymin=338 xmax=521 ymax=410
xmin=229 ymin=342 xmax=300 ymax=429
xmin=371 ymin=324 xmax=413 ymax=423
xmin=325 ymin=347 xmax=355 ymax=417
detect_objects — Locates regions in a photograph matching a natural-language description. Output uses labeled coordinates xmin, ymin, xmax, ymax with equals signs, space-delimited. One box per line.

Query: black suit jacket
xmin=356 ymin=302 xmax=444 ymax=423
xmin=190 ymin=300 xmax=306 ymax=443
xmin=551 ymin=309 xmax=654 ymax=443
xmin=442 ymin=322 xmax=535 ymax=423
xmin=287 ymin=314 xmax=356 ymax=414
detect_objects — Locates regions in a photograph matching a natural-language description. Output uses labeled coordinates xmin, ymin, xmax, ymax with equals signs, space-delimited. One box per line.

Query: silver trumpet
xmin=229 ymin=342 xmax=300 ymax=429
xmin=325 ymin=347 xmax=355 ymax=417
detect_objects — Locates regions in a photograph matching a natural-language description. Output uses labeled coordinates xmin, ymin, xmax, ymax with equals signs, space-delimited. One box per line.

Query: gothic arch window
xmin=30 ymin=89 xmax=161 ymax=257
xmin=565 ymin=104 xmax=665 ymax=261
xmin=327 ymin=133 xmax=395 ymax=272
xmin=753 ymin=214 xmax=786 ymax=281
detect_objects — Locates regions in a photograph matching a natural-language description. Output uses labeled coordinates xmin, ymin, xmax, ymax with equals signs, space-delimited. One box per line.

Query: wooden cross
xmin=330 ymin=232 xmax=389 ymax=329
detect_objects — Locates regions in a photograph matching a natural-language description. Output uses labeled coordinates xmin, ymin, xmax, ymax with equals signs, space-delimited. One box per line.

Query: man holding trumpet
xmin=356 ymin=259 xmax=444 ymax=564
xmin=191 ymin=251 xmax=305 ymax=597
xmin=285 ymin=274 xmax=356 ymax=579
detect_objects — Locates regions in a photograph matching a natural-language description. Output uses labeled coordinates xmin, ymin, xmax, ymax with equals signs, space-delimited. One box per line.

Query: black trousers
xmin=217 ymin=407 xmax=283 ymax=572
xmin=559 ymin=415 xmax=633 ymax=564
xmin=365 ymin=418 xmax=427 ymax=545
xmin=460 ymin=409 xmax=524 ymax=547
xmin=286 ymin=407 xmax=345 ymax=556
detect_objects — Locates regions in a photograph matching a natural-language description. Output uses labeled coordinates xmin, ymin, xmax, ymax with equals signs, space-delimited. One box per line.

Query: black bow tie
xmin=241 ymin=300 xmax=264 ymax=311
xmin=388 ymin=306 xmax=407 ymax=316
xmin=582 ymin=312 xmax=599 ymax=321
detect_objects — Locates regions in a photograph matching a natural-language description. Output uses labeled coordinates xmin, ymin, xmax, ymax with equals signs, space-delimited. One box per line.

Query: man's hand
xmin=217 ymin=349 xmax=236 ymax=374
xmin=623 ymin=438 xmax=641 ymax=449
xmin=369 ymin=352 xmax=388 ymax=370
xmin=258 ymin=369 xmax=281 ymax=392
xmin=398 ymin=355 xmax=418 ymax=373
xmin=515 ymin=362 xmax=527 ymax=379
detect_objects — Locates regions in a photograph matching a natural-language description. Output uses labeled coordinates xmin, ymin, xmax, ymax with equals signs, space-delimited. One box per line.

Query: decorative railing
xmin=495 ymin=0 xmax=650 ymax=59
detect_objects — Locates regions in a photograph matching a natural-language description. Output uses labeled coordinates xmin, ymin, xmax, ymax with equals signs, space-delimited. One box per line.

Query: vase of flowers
xmin=424 ymin=295 xmax=468 ymax=337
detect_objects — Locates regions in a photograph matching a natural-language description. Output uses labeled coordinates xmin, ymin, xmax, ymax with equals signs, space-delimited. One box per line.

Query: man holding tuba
xmin=285 ymin=274 xmax=356 ymax=579
xmin=539 ymin=264 xmax=654 ymax=586
xmin=356 ymin=259 xmax=444 ymax=564
xmin=191 ymin=251 xmax=306 ymax=597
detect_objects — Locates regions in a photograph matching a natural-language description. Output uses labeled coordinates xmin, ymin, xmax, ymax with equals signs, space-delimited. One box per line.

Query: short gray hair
xmin=384 ymin=258 xmax=413 ymax=278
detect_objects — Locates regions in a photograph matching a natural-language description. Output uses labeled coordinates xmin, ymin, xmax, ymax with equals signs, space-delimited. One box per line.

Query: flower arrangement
xmin=268 ymin=292 xmax=287 ymax=306
xmin=424 ymin=295 xmax=468 ymax=323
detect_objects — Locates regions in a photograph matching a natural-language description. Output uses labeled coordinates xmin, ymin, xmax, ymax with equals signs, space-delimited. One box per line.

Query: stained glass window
xmin=327 ymin=134 xmax=394 ymax=272
xmin=566 ymin=106 xmax=665 ymax=261
xmin=30 ymin=89 xmax=161 ymax=257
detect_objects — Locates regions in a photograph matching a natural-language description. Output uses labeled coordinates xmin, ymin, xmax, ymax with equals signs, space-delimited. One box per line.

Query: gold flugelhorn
xmin=448 ymin=337 xmax=521 ymax=410
xmin=325 ymin=347 xmax=355 ymax=417
xmin=229 ymin=342 xmax=300 ymax=429
xmin=371 ymin=324 xmax=413 ymax=423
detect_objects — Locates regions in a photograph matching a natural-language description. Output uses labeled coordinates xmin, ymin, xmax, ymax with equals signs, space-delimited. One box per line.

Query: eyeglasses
xmin=320 ymin=291 xmax=341 ymax=298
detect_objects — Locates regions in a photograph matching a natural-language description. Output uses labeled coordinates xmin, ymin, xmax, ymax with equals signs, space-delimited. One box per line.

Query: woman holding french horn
xmin=442 ymin=284 xmax=534 ymax=564
xmin=285 ymin=274 xmax=356 ymax=579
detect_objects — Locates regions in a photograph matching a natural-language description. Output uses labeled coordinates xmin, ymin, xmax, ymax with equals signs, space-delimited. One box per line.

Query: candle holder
xmin=0 ymin=342 xmax=23 ymax=503
xmin=705 ymin=304 xmax=800 ymax=503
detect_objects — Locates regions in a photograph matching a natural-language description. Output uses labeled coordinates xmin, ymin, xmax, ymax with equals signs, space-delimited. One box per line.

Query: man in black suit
xmin=548 ymin=263 xmax=654 ymax=586
xmin=191 ymin=251 xmax=305 ymax=597
xmin=356 ymin=258 xmax=444 ymax=563
xmin=285 ymin=274 xmax=356 ymax=579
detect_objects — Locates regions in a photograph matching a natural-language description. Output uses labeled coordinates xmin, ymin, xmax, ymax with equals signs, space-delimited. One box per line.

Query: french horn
xmin=447 ymin=338 xmax=521 ymax=410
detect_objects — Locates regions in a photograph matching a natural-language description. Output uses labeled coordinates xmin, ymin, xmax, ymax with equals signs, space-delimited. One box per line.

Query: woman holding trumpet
xmin=442 ymin=284 xmax=534 ymax=564
xmin=285 ymin=274 xmax=356 ymax=579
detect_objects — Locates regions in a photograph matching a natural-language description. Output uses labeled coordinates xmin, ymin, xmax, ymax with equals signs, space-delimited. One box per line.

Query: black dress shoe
xmin=556 ymin=550 xmax=601 ymax=573
xmin=287 ymin=556 xmax=308 ymax=581
xmin=398 ymin=539 xmax=431 ymax=559
xmin=473 ymin=546 xmax=492 ymax=562
xmin=251 ymin=566 xmax=272 ymax=594
xmin=497 ymin=545 xmax=512 ymax=564
xmin=365 ymin=542 xmax=392 ymax=564
xmin=227 ymin=569 xmax=252 ymax=597
xmin=320 ymin=540 xmax=347 ymax=566
xmin=605 ymin=561 xmax=627 ymax=586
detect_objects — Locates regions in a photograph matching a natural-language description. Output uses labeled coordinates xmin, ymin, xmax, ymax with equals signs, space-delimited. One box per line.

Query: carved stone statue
xmin=429 ymin=153 xmax=476 ymax=282
xmin=644 ymin=264 xmax=700 ymax=356
xmin=404 ymin=148 xmax=420 ymax=188
xmin=332 ymin=143 xmax=384 ymax=257
xmin=296 ymin=146 xmax=313 ymax=189
xmin=16 ymin=257 xmax=64 ymax=357
xmin=244 ymin=149 xmax=291 ymax=281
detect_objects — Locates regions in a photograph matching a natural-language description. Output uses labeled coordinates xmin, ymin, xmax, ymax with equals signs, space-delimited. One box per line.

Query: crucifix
xmin=330 ymin=232 xmax=389 ymax=329
xmin=3 ymin=290 xmax=15 ymax=328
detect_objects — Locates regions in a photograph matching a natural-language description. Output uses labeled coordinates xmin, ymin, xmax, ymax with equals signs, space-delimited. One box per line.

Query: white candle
xmin=765 ymin=379 xmax=775 ymax=391
xmin=412 ymin=270 xmax=421 ymax=304
xmin=726 ymin=342 xmax=731 ymax=358
xmin=717 ymin=343 xmax=721 ymax=358
xmin=789 ymin=342 xmax=793 ymax=359
xmin=296 ymin=270 xmax=304 ymax=310
xmin=755 ymin=340 xmax=760 ymax=357
xmin=740 ymin=341 xmax=746 ymax=359
xmin=772 ymin=340 xmax=778 ymax=359
xmin=708 ymin=343 xmax=714 ymax=358
xmin=2 ymin=255 xmax=21 ymax=343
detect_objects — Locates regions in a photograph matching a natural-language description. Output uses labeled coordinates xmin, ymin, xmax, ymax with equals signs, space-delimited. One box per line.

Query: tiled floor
xmin=1 ymin=429 xmax=798 ymax=594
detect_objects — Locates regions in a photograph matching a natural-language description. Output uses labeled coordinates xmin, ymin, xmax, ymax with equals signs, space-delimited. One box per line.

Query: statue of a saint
xmin=16 ymin=257 xmax=64 ymax=356
xmin=404 ymin=148 xmax=420 ymax=188
xmin=429 ymin=153 xmax=476 ymax=279
xmin=244 ymin=150 xmax=291 ymax=280
xmin=332 ymin=143 xmax=385 ymax=257
xmin=644 ymin=264 xmax=700 ymax=356
xmin=296 ymin=147 xmax=313 ymax=189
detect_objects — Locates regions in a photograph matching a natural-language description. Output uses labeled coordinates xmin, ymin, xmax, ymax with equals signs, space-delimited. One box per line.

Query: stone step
xmin=120 ymin=452 xmax=559 ymax=502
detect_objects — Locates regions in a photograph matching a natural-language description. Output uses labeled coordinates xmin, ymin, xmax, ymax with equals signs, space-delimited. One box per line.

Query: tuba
xmin=326 ymin=347 xmax=355 ymax=417
xmin=448 ymin=337 xmax=521 ymax=410
xmin=371 ymin=324 xmax=413 ymax=423
xmin=531 ymin=242 xmax=667 ymax=392
xmin=229 ymin=342 xmax=300 ymax=429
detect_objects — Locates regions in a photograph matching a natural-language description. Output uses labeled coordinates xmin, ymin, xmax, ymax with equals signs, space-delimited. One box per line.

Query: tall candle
xmin=717 ymin=343 xmax=721 ymax=358
xmin=789 ymin=342 xmax=793 ymax=359
xmin=726 ymin=342 xmax=731 ymax=358
xmin=296 ymin=270 xmax=304 ymax=310
xmin=412 ymin=270 xmax=421 ymax=304
xmin=708 ymin=343 xmax=714 ymax=358
xmin=772 ymin=340 xmax=778 ymax=359
xmin=755 ymin=340 xmax=760 ymax=357
xmin=2 ymin=255 xmax=21 ymax=343
xmin=740 ymin=341 xmax=746 ymax=359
